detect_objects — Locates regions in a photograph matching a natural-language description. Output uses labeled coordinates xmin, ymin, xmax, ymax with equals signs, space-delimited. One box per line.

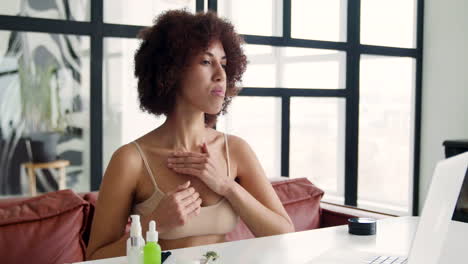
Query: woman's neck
xmin=158 ymin=112 xmax=207 ymax=152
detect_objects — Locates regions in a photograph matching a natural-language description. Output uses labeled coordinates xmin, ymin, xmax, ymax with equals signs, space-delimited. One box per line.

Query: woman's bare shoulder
xmin=112 ymin=143 xmax=141 ymax=163
xmin=224 ymin=134 xmax=257 ymax=170
xmin=104 ymin=143 xmax=143 ymax=183
xmin=225 ymin=134 xmax=250 ymax=152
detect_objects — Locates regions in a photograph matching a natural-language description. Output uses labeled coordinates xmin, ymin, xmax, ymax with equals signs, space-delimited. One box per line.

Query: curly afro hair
xmin=134 ymin=9 xmax=247 ymax=127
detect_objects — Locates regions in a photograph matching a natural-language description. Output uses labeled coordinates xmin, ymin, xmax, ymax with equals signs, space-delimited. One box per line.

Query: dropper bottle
xmin=144 ymin=220 xmax=162 ymax=264
xmin=127 ymin=215 xmax=145 ymax=264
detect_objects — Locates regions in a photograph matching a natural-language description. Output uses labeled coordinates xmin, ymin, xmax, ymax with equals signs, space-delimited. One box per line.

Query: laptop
xmin=306 ymin=151 xmax=468 ymax=264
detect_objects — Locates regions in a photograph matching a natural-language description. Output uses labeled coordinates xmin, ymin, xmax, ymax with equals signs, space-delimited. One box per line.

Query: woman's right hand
xmin=151 ymin=181 xmax=202 ymax=233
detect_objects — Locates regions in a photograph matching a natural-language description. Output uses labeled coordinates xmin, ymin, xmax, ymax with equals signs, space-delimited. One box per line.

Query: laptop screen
xmin=408 ymin=152 xmax=468 ymax=264
xmin=452 ymin=168 xmax=468 ymax=223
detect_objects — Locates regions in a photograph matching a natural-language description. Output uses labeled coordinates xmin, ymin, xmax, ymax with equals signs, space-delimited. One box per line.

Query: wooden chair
xmin=22 ymin=160 xmax=70 ymax=196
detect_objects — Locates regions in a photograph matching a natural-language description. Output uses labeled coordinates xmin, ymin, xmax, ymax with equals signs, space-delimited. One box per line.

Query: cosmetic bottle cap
xmin=130 ymin=215 xmax=142 ymax=237
xmin=146 ymin=220 xmax=158 ymax=242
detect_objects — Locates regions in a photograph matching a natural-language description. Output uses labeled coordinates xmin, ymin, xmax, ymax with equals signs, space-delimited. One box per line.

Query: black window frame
xmin=0 ymin=0 xmax=424 ymax=215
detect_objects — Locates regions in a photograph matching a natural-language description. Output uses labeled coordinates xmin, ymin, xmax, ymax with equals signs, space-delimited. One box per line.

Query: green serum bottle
xmin=144 ymin=220 xmax=162 ymax=264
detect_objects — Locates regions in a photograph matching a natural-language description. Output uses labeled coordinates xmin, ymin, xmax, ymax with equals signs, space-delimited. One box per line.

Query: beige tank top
xmin=131 ymin=133 xmax=239 ymax=240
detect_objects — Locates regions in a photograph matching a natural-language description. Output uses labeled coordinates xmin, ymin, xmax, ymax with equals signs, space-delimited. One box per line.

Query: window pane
xmin=358 ymin=55 xmax=415 ymax=214
xmin=217 ymin=97 xmax=281 ymax=179
xmin=103 ymin=38 xmax=165 ymax=169
xmin=243 ymin=64 xmax=277 ymax=88
xmin=290 ymin=97 xmax=346 ymax=201
xmin=0 ymin=0 xmax=90 ymax=21
xmin=218 ymin=0 xmax=282 ymax=37
xmin=104 ymin=0 xmax=195 ymax=26
xmin=0 ymin=30 xmax=90 ymax=196
xmin=291 ymin=0 xmax=347 ymax=42
xmin=243 ymin=45 xmax=346 ymax=89
xmin=361 ymin=0 xmax=417 ymax=48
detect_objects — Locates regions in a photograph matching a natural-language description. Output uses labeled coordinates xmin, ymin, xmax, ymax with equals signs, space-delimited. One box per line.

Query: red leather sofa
xmin=0 ymin=177 xmax=356 ymax=264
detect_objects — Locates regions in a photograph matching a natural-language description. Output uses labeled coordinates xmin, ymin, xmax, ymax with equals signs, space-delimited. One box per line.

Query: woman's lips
xmin=211 ymin=90 xmax=225 ymax=97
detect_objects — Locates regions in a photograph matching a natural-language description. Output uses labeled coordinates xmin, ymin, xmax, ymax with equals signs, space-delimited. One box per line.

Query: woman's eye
xmin=202 ymin=60 xmax=211 ymax=65
xmin=221 ymin=64 xmax=227 ymax=69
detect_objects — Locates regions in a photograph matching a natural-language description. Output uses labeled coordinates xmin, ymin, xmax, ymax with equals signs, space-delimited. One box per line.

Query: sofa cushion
xmin=79 ymin=191 xmax=99 ymax=246
xmin=0 ymin=189 xmax=90 ymax=264
xmin=226 ymin=177 xmax=324 ymax=241
xmin=80 ymin=191 xmax=99 ymax=207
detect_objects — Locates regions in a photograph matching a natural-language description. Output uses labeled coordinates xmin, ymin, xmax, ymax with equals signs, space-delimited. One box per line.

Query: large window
xmin=102 ymin=37 xmax=166 ymax=169
xmin=218 ymin=0 xmax=422 ymax=215
xmin=358 ymin=56 xmax=416 ymax=213
xmin=104 ymin=0 xmax=195 ymax=26
xmin=0 ymin=30 xmax=90 ymax=195
xmin=0 ymin=0 xmax=423 ymax=216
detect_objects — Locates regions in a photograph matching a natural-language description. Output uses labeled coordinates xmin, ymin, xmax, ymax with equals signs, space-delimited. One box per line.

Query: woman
xmin=86 ymin=10 xmax=294 ymax=260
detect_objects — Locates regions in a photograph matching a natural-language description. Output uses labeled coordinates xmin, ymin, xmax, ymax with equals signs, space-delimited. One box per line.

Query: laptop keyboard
xmin=364 ymin=255 xmax=408 ymax=264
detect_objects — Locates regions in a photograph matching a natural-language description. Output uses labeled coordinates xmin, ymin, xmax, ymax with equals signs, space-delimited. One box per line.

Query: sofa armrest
xmin=0 ymin=189 xmax=90 ymax=264
xmin=320 ymin=201 xmax=396 ymax=228
xmin=320 ymin=207 xmax=357 ymax=228
xmin=226 ymin=177 xmax=324 ymax=241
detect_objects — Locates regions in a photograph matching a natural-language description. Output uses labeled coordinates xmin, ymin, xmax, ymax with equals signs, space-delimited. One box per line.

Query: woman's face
xmin=177 ymin=40 xmax=227 ymax=115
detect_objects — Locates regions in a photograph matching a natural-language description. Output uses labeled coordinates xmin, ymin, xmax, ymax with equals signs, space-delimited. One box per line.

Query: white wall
xmin=420 ymin=0 xmax=468 ymax=213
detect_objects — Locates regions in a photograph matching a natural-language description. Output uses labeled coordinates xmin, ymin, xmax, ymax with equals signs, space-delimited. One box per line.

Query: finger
xmin=181 ymin=191 xmax=200 ymax=207
xmin=172 ymin=151 xmax=207 ymax=158
xmin=168 ymin=156 xmax=207 ymax=164
xmin=172 ymin=167 xmax=202 ymax=177
xmin=201 ymin=142 xmax=210 ymax=157
xmin=187 ymin=205 xmax=201 ymax=219
xmin=168 ymin=163 xmax=205 ymax=170
xmin=185 ymin=197 xmax=202 ymax=217
xmin=173 ymin=186 xmax=196 ymax=201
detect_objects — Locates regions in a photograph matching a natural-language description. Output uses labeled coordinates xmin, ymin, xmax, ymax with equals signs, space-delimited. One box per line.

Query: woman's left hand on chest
xmin=167 ymin=143 xmax=232 ymax=196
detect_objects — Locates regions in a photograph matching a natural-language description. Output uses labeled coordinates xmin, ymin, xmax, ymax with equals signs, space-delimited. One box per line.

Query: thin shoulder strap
xmin=224 ymin=133 xmax=231 ymax=178
xmin=132 ymin=141 xmax=158 ymax=188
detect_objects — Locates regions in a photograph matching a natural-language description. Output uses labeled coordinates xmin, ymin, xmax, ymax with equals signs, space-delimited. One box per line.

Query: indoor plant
xmin=18 ymin=62 xmax=68 ymax=162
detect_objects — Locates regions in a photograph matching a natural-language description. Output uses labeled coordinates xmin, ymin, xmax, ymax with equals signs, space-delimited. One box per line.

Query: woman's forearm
xmin=86 ymin=232 xmax=129 ymax=261
xmin=224 ymin=181 xmax=294 ymax=237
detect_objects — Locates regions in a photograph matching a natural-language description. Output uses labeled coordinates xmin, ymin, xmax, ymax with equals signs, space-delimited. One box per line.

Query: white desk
xmin=76 ymin=216 xmax=418 ymax=264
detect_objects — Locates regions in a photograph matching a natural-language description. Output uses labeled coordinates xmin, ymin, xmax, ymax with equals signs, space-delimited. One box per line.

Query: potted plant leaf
xmin=18 ymin=61 xmax=68 ymax=163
